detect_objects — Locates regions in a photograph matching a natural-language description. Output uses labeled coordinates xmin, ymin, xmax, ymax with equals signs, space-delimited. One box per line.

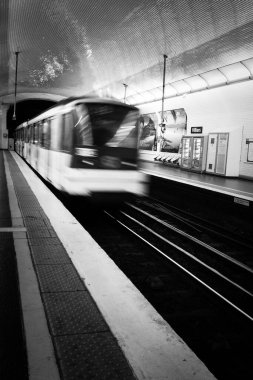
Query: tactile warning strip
xmin=43 ymin=292 xmax=109 ymax=335
xmin=36 ymin=264 xmax=85 ymax=292
xmin=55 ymin=333 xmax=136 ymax=380
xmin=6 ymin=152 xmax=135 ymax=380
xmin=30 ymin=244 xmax=71 ymax=265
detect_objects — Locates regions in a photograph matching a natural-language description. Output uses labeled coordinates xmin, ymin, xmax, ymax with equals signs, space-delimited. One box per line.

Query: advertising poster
xmin=159 ymin=108 xmax=187 ymax=153
xmin=139 ymin=113 xmax=158 ymax=151
xmin=139 ymin=109 xmax=187 ymax=153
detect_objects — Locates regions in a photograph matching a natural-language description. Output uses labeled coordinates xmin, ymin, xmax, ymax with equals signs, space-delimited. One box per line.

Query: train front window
xmin=75 ymin=104 xmax=93 ymax=146
xmin=75 ymin=103 xmax=139 ymax=148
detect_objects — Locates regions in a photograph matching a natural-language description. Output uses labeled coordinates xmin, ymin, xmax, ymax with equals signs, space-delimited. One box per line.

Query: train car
xmin=14 ymin=96 xmax=148 ymax=199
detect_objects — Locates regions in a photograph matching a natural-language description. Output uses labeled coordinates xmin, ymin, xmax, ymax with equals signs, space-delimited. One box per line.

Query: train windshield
xmin=75 ymin=103 xmax=139 ymax=148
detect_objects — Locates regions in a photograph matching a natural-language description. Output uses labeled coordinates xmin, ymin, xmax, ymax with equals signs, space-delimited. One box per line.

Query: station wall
xmin=139 ymin=80 xmax=253 ymax=179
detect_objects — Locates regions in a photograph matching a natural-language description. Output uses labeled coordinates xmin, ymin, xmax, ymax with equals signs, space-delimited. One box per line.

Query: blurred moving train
xmin=14 ymin=97 xmax=148 ymax=199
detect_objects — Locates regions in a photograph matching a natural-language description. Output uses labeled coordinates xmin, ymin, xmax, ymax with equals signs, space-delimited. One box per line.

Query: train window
xmin=35 ymin=124 xmax=39 ymax=144
xmin=84 ymin=103 xmax=130 ymax=146
xmin=31 ymin=125 xmax=35 ymax=143
xmin=29 ymin=126 xmax=33 ymax=142
xmin=25 ymin=127 xmax=29 ymax=143
xmin=105 ymin=110 xmax=139 ymax=148
xmin=50 ymin=115 xmax=62 ymax=151
xmin=42 ymin=120 xmax=51 ymax=149
xmin=38 ymin=122 xmax=44 ymax=145
xmin=62 ymin=113 xmax=74 ymax=151
xmin=75 ymin=104 xmax=93 ymax=147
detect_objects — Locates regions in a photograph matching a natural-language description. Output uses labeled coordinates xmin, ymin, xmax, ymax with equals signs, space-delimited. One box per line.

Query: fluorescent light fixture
xmin=219 ymin=62 xmax=250 ymax=83
xmin=164 ymin=84 xmax=177 ymax=97
xmin=200 ymin=70 xmax=227 ymax=87
xmin=184 ymin=75 xmax=207 ymax=91
xmin=241 ymin=58 xmax=253 ymax=77
xmin=171 ymin=80 xmax=191 ymax=94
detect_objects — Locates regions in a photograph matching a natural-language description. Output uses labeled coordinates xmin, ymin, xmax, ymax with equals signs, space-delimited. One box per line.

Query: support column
xmin=0 ymin=104 xmax=10 ymax=150
xmin=157 ymin=54 xmax=168 ymax=153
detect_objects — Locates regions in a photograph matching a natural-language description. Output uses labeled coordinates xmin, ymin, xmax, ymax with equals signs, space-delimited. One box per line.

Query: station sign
xmin=191 ymin=126 xmax=203 ymax=134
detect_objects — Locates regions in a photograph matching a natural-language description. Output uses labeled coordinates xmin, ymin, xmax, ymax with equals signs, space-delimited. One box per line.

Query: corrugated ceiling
xmin=1 ymin=0 xmax=253 ymax=103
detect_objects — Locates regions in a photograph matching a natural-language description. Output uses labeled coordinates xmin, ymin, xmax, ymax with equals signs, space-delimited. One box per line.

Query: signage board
xmin=234 ymin=197 xmax=250 ymax=207
xmin=191 ymin=126 xmax=203 ymax=134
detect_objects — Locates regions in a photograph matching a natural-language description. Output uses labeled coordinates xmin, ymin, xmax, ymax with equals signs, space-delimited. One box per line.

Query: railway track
xmin=53 ymin=191 xmax=253 ymax=379
xmin=109 ymin=198 xmax=253 ymax=321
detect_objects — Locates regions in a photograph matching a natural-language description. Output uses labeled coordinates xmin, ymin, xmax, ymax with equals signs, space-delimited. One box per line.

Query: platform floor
xmin=0 ymin=151 xmax=28 ymax=379
xmin=0 ymin=150 xmax=216 ymax=380
xmin=140 ymin=160 xmax=253 ymax=203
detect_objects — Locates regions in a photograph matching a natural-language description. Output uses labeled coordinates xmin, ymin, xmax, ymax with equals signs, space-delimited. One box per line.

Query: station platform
xmin=139 ymin=160 xmax=253 ymax=205
xmin=0 ymin=149 xmax=216 ymax=379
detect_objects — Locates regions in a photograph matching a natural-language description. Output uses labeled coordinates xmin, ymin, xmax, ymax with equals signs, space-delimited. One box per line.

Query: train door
xmin=23 ymin=128 xmax=27 ymax=158
xmin=38 ymin=120 xmax=50 ymax=179
xmin=21 ymin=128 xmax=25 ymax=156
xmin=47 ymin=114 xmax=61 ymax=186
xmin=31 ymin=124 xmax=39 ymax=169
xmin=30 ymin=126 xmax=35 ymax=167
xmin=26 ymin=126 xmax=31 ymax=162
xmin=47 ymin=113 xmax=73 ymax=189
xmin=58 ymin=113 xmax=74 ymax=188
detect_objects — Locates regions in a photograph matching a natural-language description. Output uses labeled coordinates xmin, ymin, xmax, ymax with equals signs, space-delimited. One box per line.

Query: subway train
xmin=14 ymin=97 xmax=148 ymax=199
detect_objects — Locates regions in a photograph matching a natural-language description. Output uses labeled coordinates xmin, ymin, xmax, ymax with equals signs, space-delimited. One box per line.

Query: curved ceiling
xmin=1 ymin=0 xmax=253 ymax=104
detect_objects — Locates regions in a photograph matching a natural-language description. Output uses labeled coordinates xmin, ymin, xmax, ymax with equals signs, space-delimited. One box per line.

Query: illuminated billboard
xmin=139 ymin=108 xmax=187 ymax=152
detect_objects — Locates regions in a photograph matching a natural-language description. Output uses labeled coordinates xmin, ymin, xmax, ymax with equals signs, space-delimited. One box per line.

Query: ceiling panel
xmin=0 ymin=0 xmax=253 ymax=104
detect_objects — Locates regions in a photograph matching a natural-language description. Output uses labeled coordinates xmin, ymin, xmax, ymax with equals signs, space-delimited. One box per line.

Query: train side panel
xmin=14 ymin=97 xmax=149 ymax=198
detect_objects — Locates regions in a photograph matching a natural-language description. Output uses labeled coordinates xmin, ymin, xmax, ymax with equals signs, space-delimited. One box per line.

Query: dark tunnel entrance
xmin=7 ymin=99 xmax=56 ymax=137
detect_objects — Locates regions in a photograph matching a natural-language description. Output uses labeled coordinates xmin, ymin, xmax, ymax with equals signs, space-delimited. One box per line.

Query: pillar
xmin=0 ymin=104 xmax=9 ymax=150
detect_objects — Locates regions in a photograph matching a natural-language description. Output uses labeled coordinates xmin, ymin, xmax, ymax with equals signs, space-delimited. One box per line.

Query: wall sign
xmin=191 ymin=126 xmax=203 ymax=134
xmin=234 ymin=197 xmax=249 ymax=207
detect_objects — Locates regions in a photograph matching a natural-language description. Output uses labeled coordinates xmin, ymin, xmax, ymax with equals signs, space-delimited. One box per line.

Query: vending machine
xmin=180 ymin=136 xmax=208 ymax=172
xmin=181 ymin=136 xmax=192 ymax=169
xmin=206 ymin=133 xmax=229 ymax=175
